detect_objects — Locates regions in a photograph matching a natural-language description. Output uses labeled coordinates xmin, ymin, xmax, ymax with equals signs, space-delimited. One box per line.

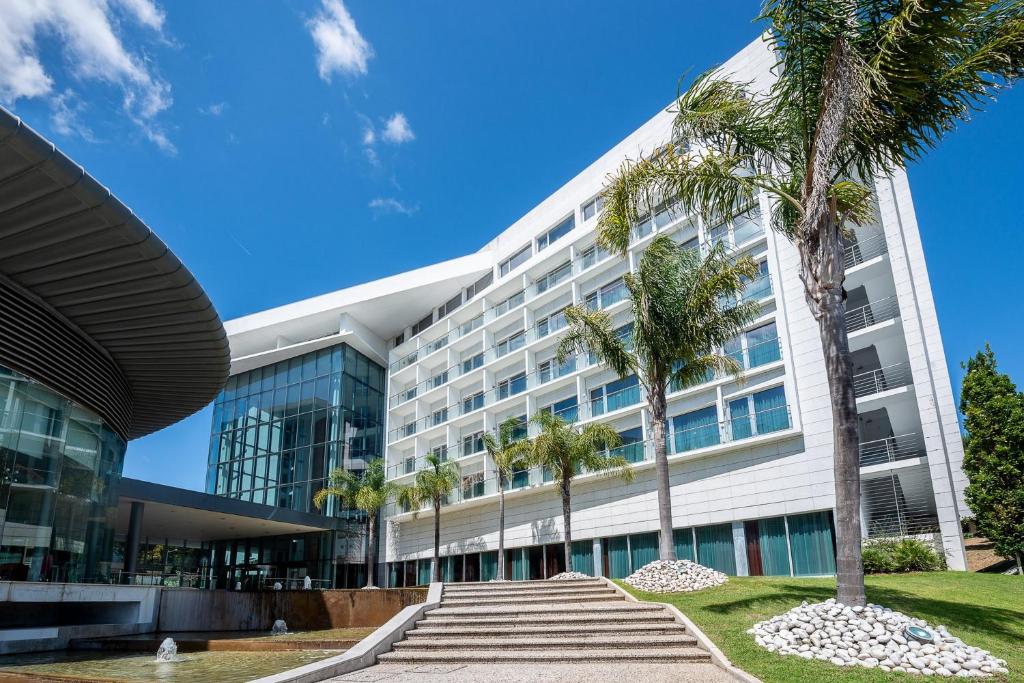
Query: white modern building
xmin=217 ymin=37 xmax=969 ymax=586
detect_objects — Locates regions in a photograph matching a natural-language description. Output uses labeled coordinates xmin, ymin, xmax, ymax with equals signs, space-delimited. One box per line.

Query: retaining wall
xmin=157 ymin=588 xmax=426 ymax=632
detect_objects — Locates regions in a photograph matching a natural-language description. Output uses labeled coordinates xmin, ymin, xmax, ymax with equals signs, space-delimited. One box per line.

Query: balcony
xmin=846 ymin=296 xmax=900 ymax=333
xmin=853 ymin=362 xmax=913 ymax=399
xmin=587 ymin=383 xmax=642 ymax=418
xmin=859 ymin=433 xmax=926 ymax=467
xmin=845 ymin=233 xmax=888 ymax=269
xmin=387 ymin=438 xmax=487 ymax=479
xmin=669 ymin=404 xmax=792 ymax=455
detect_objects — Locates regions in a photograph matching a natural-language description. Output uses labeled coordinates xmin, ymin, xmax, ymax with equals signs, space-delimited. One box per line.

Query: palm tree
xmin=529 ymin=411 xmax=635 ymax=572
xmin=483 ymin=417 xmax=532 ymax=580
xmin=595 ymin=1 xmax=1024 ymax=606
xmin=396 ymin=453 xmax=460 ymax=583
xmin=557 ymin=234 xmax=760 ymax=562
xmin=313 ymin=458 xmax=395 ymax=588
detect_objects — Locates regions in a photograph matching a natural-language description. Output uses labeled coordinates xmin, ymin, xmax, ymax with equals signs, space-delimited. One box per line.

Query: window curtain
xmin=696 ymin=524 xmax=737 ymax=575
xmin=729 ymin=398 xmax=753 ymax=441
xmin=673 ymin=528 xmax=696 ymax=562
xmin=747 ymin=323 xmax=780 ymax=367
xmin=509 ymin=548 xmax=526 ymax=581
xmin=757 ymin=517 xmax=792 ymax=576
xmin=388 ymin=562 xmax=400 ymax=587
xmin=417 ymin=559 xmax=432 ymax=585
xmin=788 ymin=511 xmax=837 ymax=576
xmin=673 ymin=406 xmax=720 ymax=452
xmin=606 ymin=375 xmax=640 ymax=412
xmin=606 ymin=536 xmax=630 ymax=578
xmin=440 ymin=556 xmax=453 ymax=582
xmin=629 ymin=532 xmax=659 ymax=572
xmin=572 ymin=541 xmax=594 ymax=576
xmin=480 ymin=551 xmax=498 ymax=581
xmin=754 ymin=386 xmax=789 ymax=434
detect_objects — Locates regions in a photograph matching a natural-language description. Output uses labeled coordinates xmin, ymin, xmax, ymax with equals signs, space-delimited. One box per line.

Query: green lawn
xmin=620 ymin=573 xmax=1023 ymax=683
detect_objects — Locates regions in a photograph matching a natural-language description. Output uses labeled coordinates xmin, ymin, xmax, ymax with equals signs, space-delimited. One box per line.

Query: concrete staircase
xmin=377 ymin=579 xmax=712 ymax=664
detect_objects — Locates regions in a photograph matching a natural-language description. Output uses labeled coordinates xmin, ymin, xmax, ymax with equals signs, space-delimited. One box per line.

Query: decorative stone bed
xmin=623 ymin=560 xmax=728 ymax=593
xmin=548 ymin=571 xmax=592 ymax=580
xmin=749 ymin=599 xmax=1009 ymax=677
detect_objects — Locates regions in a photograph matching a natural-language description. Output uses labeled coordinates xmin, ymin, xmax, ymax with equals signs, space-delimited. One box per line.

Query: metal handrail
xmin=859 ymin=433 xmax=926 ymax=467
xmin=844 ymin=233 xmax=888 ymax=268
xmin=852 ymin=362 xmax=913 ymax=398
xmin=845 ymin=296 xmax=900 ymax=332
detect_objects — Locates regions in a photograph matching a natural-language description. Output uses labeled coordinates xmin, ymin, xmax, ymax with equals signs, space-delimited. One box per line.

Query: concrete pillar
xmin=592 ymin=538 xmax=603 ymax=577
xmin=732 ymin=521 xmax=749 ymax=577
xmin=124 ymin=501 xmax=144 ymax=578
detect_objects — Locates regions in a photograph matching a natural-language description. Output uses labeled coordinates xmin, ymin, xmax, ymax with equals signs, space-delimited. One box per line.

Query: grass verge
xmin=620 ymin=573 xmax=1023 ymax=683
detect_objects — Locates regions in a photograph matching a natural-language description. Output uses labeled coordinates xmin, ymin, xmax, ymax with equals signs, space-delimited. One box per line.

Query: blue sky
xmin=3 ymin=1 xmax=1022 ymax=491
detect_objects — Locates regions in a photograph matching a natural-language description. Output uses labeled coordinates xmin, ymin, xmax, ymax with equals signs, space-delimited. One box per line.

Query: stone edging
xmin=600 ymin=577 xmax=761 ymax=683
xmin=247 ymin=582 xmax=443 ymax=683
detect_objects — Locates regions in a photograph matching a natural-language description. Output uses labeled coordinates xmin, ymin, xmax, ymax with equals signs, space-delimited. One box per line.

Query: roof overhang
xmin=0 ymin=107 xmax=230 ymax=439
xmin=224 ymin=252 xmax=492 ymax=372
xmin=116 ymin=478 xmax=337 ymax=542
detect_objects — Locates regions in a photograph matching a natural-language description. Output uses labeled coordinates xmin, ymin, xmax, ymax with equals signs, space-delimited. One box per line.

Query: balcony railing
xmin=670 ymin=404 xmax=792 ymax=455
xmin=845 ymin=296 xmax=900 ymax=333
xmin=586 ymin=383 xmax=642 ymax=418
xmin=853 ymin=362 xmax=913 ymax=399
xmin=387 ymin=439 xmax=487 ymax=479
xmin=859 ymin=433 xmax=926 ymax=467
xmin=388 ymin=204 xmax=763 ymax=374
xmin=845 ymin=233 xmax=889 ymax=269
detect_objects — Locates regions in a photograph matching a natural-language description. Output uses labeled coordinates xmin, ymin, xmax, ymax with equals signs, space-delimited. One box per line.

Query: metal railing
xmin=859 ymin=433 xmax=926 ymax=467
xmin=862 ymin=468 xmax=940 ymax=538
xmin=845 ymin=296 xmax=900 ymax=332
xmin=388 ymin=206 xmax=765 ymax=374
xmin=845 ymin=233 xmax=889 ymax=269
xmin=669 ymin=404 xmax=792 ymax=454
xmin=852 ymin=362 xmax=913 ymax=399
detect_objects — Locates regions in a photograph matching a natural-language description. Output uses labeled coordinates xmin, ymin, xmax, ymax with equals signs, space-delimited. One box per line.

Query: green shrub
xmin=861 ymin=538 xmax=946 ymax=573
xmin=862 ymin=541 xmax=899 ymax=573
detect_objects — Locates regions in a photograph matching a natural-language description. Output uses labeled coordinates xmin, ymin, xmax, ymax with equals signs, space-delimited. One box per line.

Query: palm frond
xmin=557 ymin=305 xmax=637 ymax=378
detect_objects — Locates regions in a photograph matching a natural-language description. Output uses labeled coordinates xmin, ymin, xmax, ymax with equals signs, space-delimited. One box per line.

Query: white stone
xmin=749 ymin=600 xmax=1008 ymax=678
xmin=622 ymin=560 xmax=727 ymax=593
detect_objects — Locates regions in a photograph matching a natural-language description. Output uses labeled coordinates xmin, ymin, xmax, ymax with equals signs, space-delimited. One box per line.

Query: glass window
xmin=437 ymin=292 xmax=462 ymax=320
xmin=581 ymin=195 xmax=604 ymax=222
xmin=499 ymin=244 xmax=531 ymax=277
xmin=672 ymin=406 xmax=720 ymax=452
xmin=465 ymin=271 xmax=493 ymax=300
xmin=537 ymin=215 xmax=574 ymax=251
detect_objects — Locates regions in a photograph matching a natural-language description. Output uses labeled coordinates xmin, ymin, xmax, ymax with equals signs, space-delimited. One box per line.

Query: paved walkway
xmin=329 ymin=662 xmax=736 ymax=682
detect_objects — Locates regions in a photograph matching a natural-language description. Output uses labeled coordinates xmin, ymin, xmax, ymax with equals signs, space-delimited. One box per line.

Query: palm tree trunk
xmin=650 ymin=390 xmax=677 ymax=561
xmin=497 ymin=484 xmax=506 ymax=580
xmin=432 ymin=499 xmax=441 ymax=583
xmin=561 ymin=478 xmax=573 ymax=572
xmin=818 ymin=292 xmax=866 ymax=606
xmin=366 ymin=513 xmax=377 ymax=589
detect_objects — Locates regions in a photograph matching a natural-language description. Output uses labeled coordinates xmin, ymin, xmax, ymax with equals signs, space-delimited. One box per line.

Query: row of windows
xmin=219 ymin=344 xmax=384 ymax=403
xmin=212 ymin=377 xmax=383 ymax=435
xmin=384 ymin=511 xmax=836 ymax=585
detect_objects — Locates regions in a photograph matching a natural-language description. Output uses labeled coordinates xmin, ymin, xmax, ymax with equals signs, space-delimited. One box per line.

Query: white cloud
xmin=200 ymin=101 xmax=228 ymax=116
xmin=363 ymin=146 xmax=380 ymax=167
xmin=369 ymin=197 xmax=418 ymax=216
xmin=308 ymin=0 xmax=372 ymax=82
xmin=113 ymin=0 xmax=165 ymax=32
xmin=381 ymin=112 xmax=414 ymax=144
xmin=0 ymin=0 xmax=175 ymax=153
xmin=362 ymin=126 xmax=376 ymax=145
xmin=50 ymin=90 xmax=96 ymax=142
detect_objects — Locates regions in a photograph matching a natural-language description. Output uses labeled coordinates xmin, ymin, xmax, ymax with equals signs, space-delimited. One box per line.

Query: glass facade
xmin=206 ymin=343 xmax=385 ymax=518
xmin=0 ymin=365 xmax=126 ymax=583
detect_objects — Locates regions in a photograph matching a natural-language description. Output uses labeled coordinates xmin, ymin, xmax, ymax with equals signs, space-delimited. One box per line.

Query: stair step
xmin=377 ymin=647 xmax=712 ymax=664
xmin=418 ymin=612 xmax=677 ymax=628
xmin=426 ymin=603 xmax=664 ymax=618
xmin=408 ymin=622 xmax=688 ymax=637
xmin=443 ymin=579 xmax=604 ymax=591
xmin=443 ymin=586 xmax=616 ymax=600
xmin=393 ymin=635 xmax=699 ymax=650
xmin=441 ymin=593 xmax=621 ymax=606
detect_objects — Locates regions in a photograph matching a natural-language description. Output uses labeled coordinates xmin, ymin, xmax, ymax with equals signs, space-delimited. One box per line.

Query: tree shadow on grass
xmin=700 ymin=582 xmax=1024 ymax=642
